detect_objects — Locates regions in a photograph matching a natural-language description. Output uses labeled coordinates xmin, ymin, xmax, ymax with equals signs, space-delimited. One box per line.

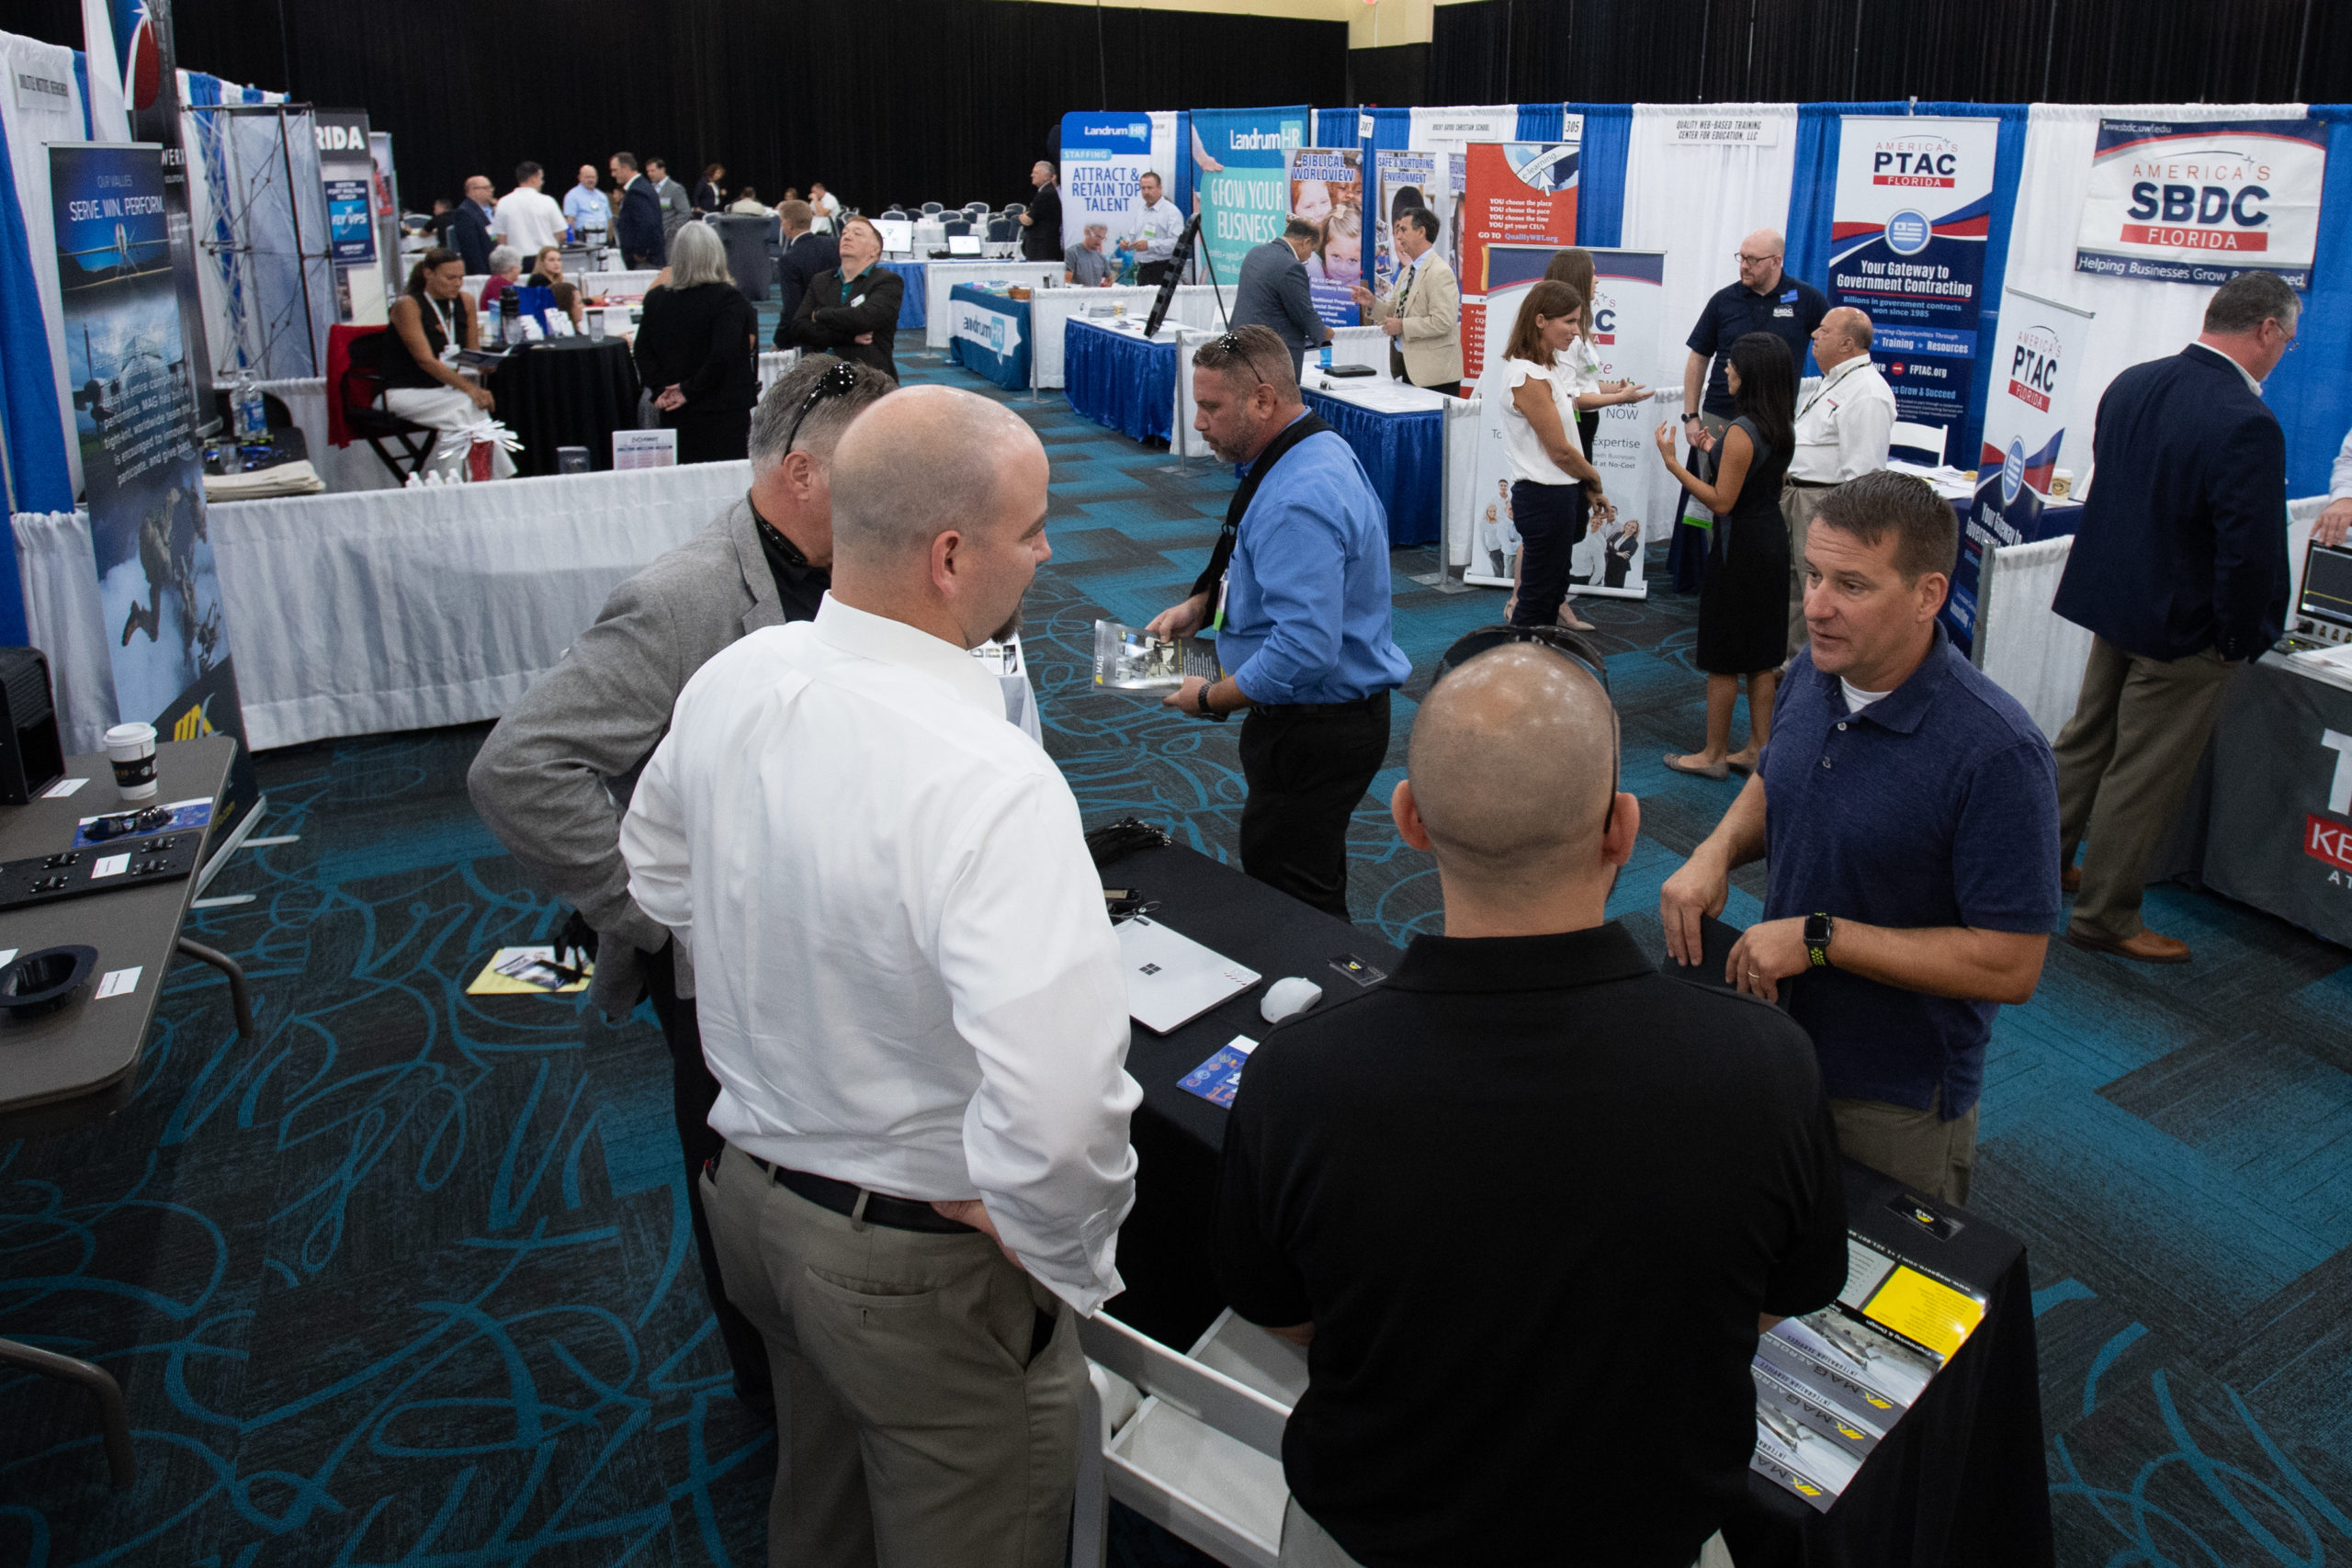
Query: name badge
xmin=1774 ymin=306 xmax=1794 ymax=318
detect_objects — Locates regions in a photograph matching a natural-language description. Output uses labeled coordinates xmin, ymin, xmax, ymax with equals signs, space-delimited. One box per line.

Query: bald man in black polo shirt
xmin=1213 ymin=642 xmax=1848 ymax=1568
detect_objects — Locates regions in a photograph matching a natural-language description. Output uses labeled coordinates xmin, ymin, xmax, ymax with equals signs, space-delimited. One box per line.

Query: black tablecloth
xmin=1093 ymin=840 xmax=2052 ymax=1568
xmin=489 ymin=336 xmax=640 ymax=476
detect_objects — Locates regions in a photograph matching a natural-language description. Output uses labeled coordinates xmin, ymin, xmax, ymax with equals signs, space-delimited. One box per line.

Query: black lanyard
xmin=1189 ymin=412 xmax=1332 ymax=599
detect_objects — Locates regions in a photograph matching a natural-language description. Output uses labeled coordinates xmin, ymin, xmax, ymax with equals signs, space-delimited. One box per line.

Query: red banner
xmin=1460 ymin=141 xmax=1579 ymax=384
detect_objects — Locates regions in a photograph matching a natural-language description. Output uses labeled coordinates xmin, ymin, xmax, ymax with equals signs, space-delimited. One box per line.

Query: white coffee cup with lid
xmin=106 ymin=721 xmax=159 ymax=800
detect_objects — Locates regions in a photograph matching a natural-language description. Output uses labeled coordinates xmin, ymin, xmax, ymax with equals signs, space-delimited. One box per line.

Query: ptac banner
xmin=1950 ymin=288 xmax=2096 ymax=651
xmin=1285 ymin=147 xmax=1363 ymax=326
xmin=1191 ymin=107 xmax=1307 ymax=299
xmin=1459 ymin=248 xmax=1665 ymax=600
xmin=1058 ymin=111 xmax=1178 ymax=255
xmin=1827 ymin=116 xmax=1998 ymax=445
xmin=1459 ymin=140 xmax=1579 ymax=385
xmin=51 ymin=142 xmax=257 ymax=829
xmin=2075 ymin=118 xmax=2329 ymax=288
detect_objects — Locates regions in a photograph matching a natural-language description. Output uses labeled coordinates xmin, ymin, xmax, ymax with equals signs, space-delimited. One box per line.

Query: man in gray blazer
xmin=648 ymin=156 xmax=693 ymax=243
xmin=1235 ymin=217 xmax=1332 ymax=378
xmin=467 ymin=355 xmax=895 ymax=1419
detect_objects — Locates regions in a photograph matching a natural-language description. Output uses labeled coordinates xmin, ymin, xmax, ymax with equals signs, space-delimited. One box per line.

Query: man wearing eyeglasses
xmin=1680 ymin=229 xmax=1826 ymax=457
xmin=469 ymin=356 xmax=1045 ymax=1424
xmin=1216 ymin=642 xmax=1846 ymax=1568
xmin=1147 ymin=323 xmax=1410 ymax=920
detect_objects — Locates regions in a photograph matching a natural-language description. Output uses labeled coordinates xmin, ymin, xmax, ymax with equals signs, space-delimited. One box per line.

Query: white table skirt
xmin=922 ymin=263 xmax=1063 ymax=348
xmin=15 ymin=461 xmax=754 ymax=755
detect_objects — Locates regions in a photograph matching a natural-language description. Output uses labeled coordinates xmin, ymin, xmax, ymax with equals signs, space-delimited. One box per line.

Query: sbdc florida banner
xmin=1949 ymin=288 xmax=2096 ymax=651
xmin=1827 ymin=117 xmax=1998 ymax=446
xmin=1459 ymin=140 xmax=1579 ymax=385
xmin=2075 ymin=118 xmax=2329 ymax=288
xmin=1191 ymin=107 xmax=1306 ymax=299
xmin=1059 ymin=111 xmax=1178 ymax=254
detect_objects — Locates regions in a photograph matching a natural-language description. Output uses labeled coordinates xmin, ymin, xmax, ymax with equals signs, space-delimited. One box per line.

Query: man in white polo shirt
xmin=1781 ymin=306 xmax=1896 ymax=654
xmin=491 ymin=161 xmax=568 ymax=256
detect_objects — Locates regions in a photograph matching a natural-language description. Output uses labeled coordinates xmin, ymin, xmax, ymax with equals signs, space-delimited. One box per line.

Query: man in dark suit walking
xmin=610 ymin=151 xmax=665 ymax=269
xmin=2050 ymin=270 xmax=2300 ymax=964
xmin=1234 ymin=219 xmax=1332 ymax=379
xmin=447 ymin=175 xmax=496 ymax=276
xmin=770 ymin=199 xmax=841 ymax=350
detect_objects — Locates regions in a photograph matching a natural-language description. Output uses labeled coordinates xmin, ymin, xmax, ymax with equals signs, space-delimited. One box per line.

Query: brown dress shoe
xmin=2065 ymin=928 xmax=2190 ymax=964
xmin=2061 ymin=864 xmax=2082 ymax=894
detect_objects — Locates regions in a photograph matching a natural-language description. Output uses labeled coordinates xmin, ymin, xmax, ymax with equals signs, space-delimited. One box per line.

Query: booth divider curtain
xmin=1572 ymin=104 xmax=1634 ymax=248
xmin=0 ymin=29 xmax=85 ymax=520
xmin=2262 ymin=107 xmax=2352 ymax=499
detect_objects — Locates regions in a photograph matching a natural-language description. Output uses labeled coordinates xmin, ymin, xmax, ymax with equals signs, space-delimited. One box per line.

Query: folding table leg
xmin=175 ymin=937 xmax=256 ymax=1038
xmin=0 ymin=1337 xmax=135 ymax=1489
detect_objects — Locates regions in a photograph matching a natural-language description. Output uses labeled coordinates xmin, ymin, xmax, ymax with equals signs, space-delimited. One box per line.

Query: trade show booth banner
xmin=2075 ymin=116 xmax=2329 ymax=288
xmin=1058 ymin=111 xmax=1179 ymax=255
xmin=1828 ymin=116 xmax=2000 ymax=450
xmin=1286 ymin=146 xmax=1362 ymax=327
xmin=1460 ymin=136 xmax=1580 ymax=384
xmin=1191 ymin=106 xmax=1307 ymax=296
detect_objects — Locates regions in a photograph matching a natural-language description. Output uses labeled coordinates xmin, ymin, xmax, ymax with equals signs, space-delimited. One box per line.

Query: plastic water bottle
xmin=236 ymin=371 xmax=267 ymax=440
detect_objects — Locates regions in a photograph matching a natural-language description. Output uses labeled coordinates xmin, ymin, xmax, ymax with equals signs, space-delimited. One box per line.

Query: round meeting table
xmin=488 ymin=336 xmax=641 ymax=475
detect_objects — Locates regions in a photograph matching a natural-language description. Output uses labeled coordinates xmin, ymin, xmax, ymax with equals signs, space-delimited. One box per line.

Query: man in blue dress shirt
xmin=1661 ymin=471 xmax=2059 ymax=1204
xmin=1148 ymin=323 xmax=1410 ymax=920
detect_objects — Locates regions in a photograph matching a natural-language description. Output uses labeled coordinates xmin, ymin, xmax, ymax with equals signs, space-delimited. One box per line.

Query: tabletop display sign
xmin=1827 ymin=117 xmax=1999 ymax=445
xmin=1459 ymin=140 xmax=1579 ymax=387
xmin=2075 ymin=118 xmax=2329 ymax=288
xmin=1371 ymin=150 xmax=1438 ymax=296
xmin=946 ymin=287 xmax=1030 ymax=390
xmin=1948 ymin=288 xmax=2094 ymax=651
xmin=50 ymin=141 xmax=259 ymax=840
xmin=612 ymin=428 xmax=676 ymax=469
xmin=1191 ymin=107 xmax=1306 ymax=299
xmin=1283 ymin=147 xmax=1363 ymax=327
xmin=1059 ymin=111 xmax=1179 ymax=256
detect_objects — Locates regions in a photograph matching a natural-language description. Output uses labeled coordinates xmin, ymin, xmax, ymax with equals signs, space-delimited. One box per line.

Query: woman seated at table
xmin=382 ymin=247 xmax=514 ymax=479
xmin=1650 ymin=331 xmax=1795 ymax=779
xmin=632 ymin=222 xmax=758 ymax=464
xmin=479 ymin=246 xmax=525 ymax=313
xmin=786 ymin=215 xmax=900 ymax=380
xmin=526 ymin=245 xmax=586 ymax=329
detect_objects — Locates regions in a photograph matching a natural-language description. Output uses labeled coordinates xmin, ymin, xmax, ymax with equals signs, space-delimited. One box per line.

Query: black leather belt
xmin=747 ymin=1155 xmax=978 ymax=1234
xmin=1786 ymin=477 xmax=1838 ymax=489
xmin=1251 ymin=691 xmax=1389 ymax=719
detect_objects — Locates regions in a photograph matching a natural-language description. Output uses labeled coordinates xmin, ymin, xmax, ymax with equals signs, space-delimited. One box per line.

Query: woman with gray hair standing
xmin=633 ymin=222 xmax=758 ymax=463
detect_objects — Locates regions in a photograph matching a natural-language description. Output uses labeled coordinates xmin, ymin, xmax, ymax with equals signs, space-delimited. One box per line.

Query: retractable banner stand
xmin=1059 ymin=111 xmax=1179 ymax=254
xmin=1459 ymin=137 xmax=1580 ymax=386
xmin=315 ymin=109 xmax=386 ymax=323
xmin=1372 ymin=150 xmax=1438 ymax=294
xmin=1285 ymin=147 xmax=1363 ymax=327
xmin=1460 ymin=247 xmax=1665 ymax=599
xmin=1950 ymin=288 xmax=2095 ymax=651
xmin=1407 ymin=108 xmax=1518 ymax=292
xmin=50 ymin=142 xmax=259 ymax=835
xmin=1192 ymin=107 xmax=1306 ymax=299
xmin=2075 ymin=117 xmax=2329 ymax=288
xmin=1828 ymin=117 xmax=1999 ymax=454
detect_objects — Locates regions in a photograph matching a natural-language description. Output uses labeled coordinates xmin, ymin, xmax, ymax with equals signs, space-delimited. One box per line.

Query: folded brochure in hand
xmin=1093 ymin=621 xmax=1220 ymax=690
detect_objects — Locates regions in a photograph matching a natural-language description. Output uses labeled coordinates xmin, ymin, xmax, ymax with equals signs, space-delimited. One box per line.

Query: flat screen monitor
xmin=874 ymin=219 xmax=913 ymax=254
xmin=947 ymin=233 xmax=981 ymax=255
xmin=2300 ymin=541 xmax=2352 ymax=633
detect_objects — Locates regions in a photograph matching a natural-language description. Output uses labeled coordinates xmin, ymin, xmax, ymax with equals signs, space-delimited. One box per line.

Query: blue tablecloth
xmin=945 ymin=285 xmax=1032 ymax=391
xmin=1064 ymin=318 xmax=1175 ymax=444
xmin=881 ymin=261 xmax=926 ymax=331
xmin=1302 ymin=388 xmax=1443 ymax=547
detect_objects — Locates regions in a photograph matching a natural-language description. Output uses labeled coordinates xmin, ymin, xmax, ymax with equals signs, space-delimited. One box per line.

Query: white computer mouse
xmin=1261 ymin=976 xmax=1324 ymax=1024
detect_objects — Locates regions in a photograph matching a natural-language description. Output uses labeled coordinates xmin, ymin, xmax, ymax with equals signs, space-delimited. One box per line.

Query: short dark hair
xmin=646 ymin=156 xmax=667 ymax=173
xmin=1282 ymin=216 xmax=1322 ymax=244
xmin=1809 ymin=469 xmax=1958 ymax=585
xmin=2204 ymin=270 xmax=2301 ymax=335
xmin=1399 ymin=207 xmax=1439 ymax=243
xmin=515 ymin=161 xmax=541 ymax=183
xmin=1193 ymin=323 xmax=1299 ymax=403
xmin=613 ymin=152 xmax=639 ymax=173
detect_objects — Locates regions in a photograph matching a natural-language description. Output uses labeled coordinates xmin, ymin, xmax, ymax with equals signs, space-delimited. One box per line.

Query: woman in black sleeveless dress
xmin=1652 ymin=332 xmax=1795 ymax=778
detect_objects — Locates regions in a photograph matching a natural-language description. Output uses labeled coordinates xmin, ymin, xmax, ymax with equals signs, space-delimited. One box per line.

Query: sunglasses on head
xmin=782 ymin=362 xmax=862 ymax=455
xmin=1433 ymin=623 xmax=1623 ymax=832
xmin=1214 ymin=332 xmax=1276 ymax=391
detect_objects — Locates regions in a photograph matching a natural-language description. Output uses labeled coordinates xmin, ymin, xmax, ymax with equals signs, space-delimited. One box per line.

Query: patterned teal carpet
xmin=4 ymin=347 xmax=2349 ymax=1566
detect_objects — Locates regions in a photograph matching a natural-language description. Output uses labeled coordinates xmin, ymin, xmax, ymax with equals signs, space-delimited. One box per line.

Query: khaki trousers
xmin=1832 ymin=1097 xmax=1980 ymax=1207
xmin=702 ymin=1143 xmax=1082 ymax=1568
xmin=2052 ymin=636 xmax=2242 ymax=942
xmin=1280 ymin=1496 xmax=1736 ymax=1566
xmin=1781 ymin=479 xmax=1837 ymax=658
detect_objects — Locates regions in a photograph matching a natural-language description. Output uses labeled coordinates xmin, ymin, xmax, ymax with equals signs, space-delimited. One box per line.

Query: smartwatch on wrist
xmin=1804 ymin=912 xmax=1835 ymax=968
xmin=1196 ymin=682 xmax=1226 ymax=723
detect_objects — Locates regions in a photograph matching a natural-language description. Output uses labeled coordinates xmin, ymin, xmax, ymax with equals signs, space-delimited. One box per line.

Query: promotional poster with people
xmin=1284 ymin=146 xmax=1363 ymax=327
xmin=1826 ymin=116 xmax=2000 ymax=450
xmin=1057 ymin=111 xmax=1180 ymax=254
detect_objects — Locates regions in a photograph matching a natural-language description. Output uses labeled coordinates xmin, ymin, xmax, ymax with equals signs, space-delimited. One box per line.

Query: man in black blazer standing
xmin=770 ymin=198 xmax=841 ymax=350
xmin=610 ymin=151 xmax=665 ymax=269
xmin=447 ymin=175 xmax=496 ymax=276
xmin=1234 ymin=218 xmax=1333 ymax=379
xmin=1017 ymin=161 xmax=1062 ymax=262
xmin=2050 ymin=270 xmax=2299 ymax=964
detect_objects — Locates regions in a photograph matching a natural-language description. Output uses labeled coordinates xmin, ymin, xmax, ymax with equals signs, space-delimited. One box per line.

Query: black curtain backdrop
xmin=1430 ymin=0 xmax=2350 ymax=107
xmin=24 ymin=0 xmax=1345 ymax=212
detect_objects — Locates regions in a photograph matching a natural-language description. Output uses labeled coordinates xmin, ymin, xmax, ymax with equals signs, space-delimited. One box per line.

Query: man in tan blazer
xmin=1351 ymin=207 xmax=1463 ymax=395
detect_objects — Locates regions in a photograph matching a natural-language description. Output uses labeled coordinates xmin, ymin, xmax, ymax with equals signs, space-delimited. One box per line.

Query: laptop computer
xmin=947 ymin=233 xmax=982 ymax=256
xmin=1117 ymin=916 xmax=1261 ymax=1034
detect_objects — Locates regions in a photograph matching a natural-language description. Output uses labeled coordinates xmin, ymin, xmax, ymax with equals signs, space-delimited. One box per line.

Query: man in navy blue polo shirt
xmin=1679 ymin=228 xmax=1827 ymax=454
xmin=1661 ymin=470 xmax=2060 ymax=1203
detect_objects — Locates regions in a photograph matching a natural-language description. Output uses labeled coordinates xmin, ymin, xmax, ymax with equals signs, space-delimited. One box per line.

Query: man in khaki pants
xmin=623 ymin=385 xmax=1141 ymax=1567
xmin=1350 ymin=207 xmax=1462 ymax=396
xmin=2049 ymin=271 xmax=2299 ymax=964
